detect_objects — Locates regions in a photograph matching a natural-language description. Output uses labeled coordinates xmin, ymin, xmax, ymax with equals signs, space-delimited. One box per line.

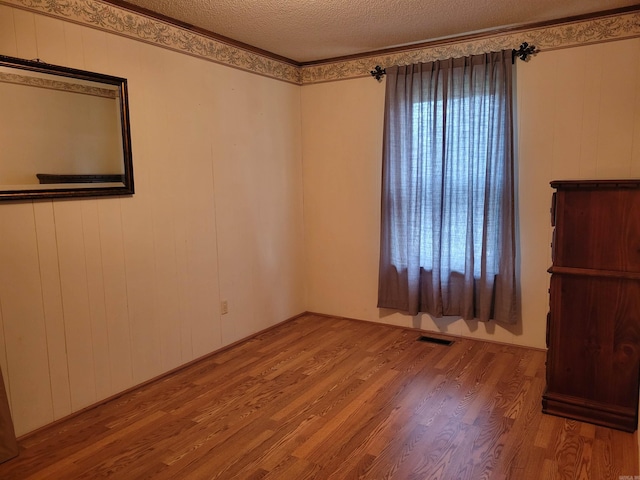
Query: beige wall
xmin=301 ymin=37 xmax=640 ymax=350
xmin=1 ymin=2 xmax=640 ymax=438
xmin=0 ymin=5 xmax=306 ymax=435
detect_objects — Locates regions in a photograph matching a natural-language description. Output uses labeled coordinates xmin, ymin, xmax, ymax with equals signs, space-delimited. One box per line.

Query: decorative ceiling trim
xmin=1 ymin=1 xmax=639 ymax=86
xmin=0 ymin=0 xmax=303 ymax=84
xmin=302 ymin=9 xmax=640 ymax=84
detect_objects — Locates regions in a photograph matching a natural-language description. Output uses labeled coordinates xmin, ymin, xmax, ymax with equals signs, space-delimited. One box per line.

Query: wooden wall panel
xmin=33 ymin=14 xmax=65 ymax=64
xmin=97 ymin=200 xmax=134 ymax=394
xmin=121 ymin=191 xmax=163 ymax=383
xmin=0 ymin=205 xmax=53 ymax=433
xmin=79 ymin=25 xmax=110 ymax=74
xmin=110 ymin=36 xmax=165 ymax=384
xmin=578 ymin=45 xmax=603 ymax=179
xmin=213 ymin=69 xmax=305 ymax=345
xmin=33 ymin=202 xmax=72 ymax=419
xmin=62 ymin=21 xmax=84 ymax=68
xmin=173 ymin=56 xmax=221 ymax=358
xmin=136 ymin=43 xmax=198 ymax=363
xmin=213 ymin=69 xmax=274 ymax=345
xmin=301 ymin=78 xmax=386 ymax=330
xmin=0 ymin=6 xmax=15 ymax=55
xmin=135 ymin=44 xmax=184 ymax=371
xmin=11 ymin=9 xmax=36 ymax=58
xmin=596 ymin=41 xmax=638 ymax=178
xmin=549 ymin=48 xmax=585 ymax=180
xmin=53 ymin=201 xmax=98 ymax=411
xmin=0 ymin=4 xmax=305 ymax=436
xmin=81 ymin=201 xmax=112 ymax=400
xmin=512 ymin=55 xmax=556 ymax=347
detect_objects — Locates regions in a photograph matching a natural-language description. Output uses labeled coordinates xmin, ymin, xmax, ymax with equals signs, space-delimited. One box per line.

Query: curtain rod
xmin=370 ymin=42 xmax=538 ymax=81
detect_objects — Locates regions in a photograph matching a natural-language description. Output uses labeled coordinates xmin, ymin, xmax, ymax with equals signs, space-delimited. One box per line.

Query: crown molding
xmin=0 ymin=0 xmax=303 ymax=84
xmin=100 ymin=0 xmax=302 ymax=68
xmin=1 ymin=0 xmax=639 ymax=86
xmin=301 ymin=7 xmax=640 ymax=84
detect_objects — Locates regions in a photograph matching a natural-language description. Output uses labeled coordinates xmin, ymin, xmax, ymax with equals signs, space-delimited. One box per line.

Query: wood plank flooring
xmin=0 ymin=313 xmax=637 ymax=479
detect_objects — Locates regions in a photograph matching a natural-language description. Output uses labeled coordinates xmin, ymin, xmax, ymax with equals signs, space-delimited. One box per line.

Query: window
xmin=402 ymin=96 xmax=502 ymax=279
xmin=378 ymin=51 xmax=517 ymax=324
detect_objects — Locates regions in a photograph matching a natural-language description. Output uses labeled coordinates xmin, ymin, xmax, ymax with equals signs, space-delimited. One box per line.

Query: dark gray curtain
xmin=377 ymin=50 xmax=517 ymax=324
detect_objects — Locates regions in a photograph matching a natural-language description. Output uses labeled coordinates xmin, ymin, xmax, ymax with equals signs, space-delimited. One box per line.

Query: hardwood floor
xmin=0 ymin=313 xmax=637 ymax=479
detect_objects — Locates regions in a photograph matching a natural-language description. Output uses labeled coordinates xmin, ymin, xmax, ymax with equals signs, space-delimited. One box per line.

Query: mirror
xmin=0 ymin=55 xmax=134 ymax=201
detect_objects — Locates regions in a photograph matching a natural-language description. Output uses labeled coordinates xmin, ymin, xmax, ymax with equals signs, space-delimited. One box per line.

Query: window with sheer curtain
xmin=377 ymin=50 xmax=518 ymax=324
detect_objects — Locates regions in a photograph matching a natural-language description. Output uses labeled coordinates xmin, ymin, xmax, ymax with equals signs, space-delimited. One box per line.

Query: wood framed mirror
xmin=0 ymin=55 xmax=134 ymax=201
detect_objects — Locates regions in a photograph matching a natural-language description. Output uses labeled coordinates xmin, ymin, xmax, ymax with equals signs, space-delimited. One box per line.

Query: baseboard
xmin=305 ymin=311 xmax=547 ymax=352
xmin=543 ymin=391 xmax=638 ymax=432
xmin=17 ymin=311 xmax=307 ymax=442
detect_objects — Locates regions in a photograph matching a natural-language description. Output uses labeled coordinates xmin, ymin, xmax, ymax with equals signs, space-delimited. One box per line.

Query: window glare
xmin=390 ymin=95 xmax=502 ymax=278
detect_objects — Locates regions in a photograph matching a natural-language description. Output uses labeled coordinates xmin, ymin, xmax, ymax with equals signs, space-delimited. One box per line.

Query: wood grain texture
xmin=545 ymin=181 xmax=640 ymax=432
xmin=0 ymin=314 xmax=636 ymax=479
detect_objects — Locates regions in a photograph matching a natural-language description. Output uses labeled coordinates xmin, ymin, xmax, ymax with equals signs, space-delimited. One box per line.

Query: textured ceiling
xmin=119 ymin=0 xmax=640 ymax=63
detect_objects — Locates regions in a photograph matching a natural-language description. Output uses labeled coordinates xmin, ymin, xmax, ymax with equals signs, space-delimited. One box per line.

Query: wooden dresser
xmin=543 ymin=179 xmax=640 ymax=432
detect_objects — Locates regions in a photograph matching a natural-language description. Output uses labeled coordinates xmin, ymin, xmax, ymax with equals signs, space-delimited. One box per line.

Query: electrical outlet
xmin=220 ymin=300 xmax=229 ymax=315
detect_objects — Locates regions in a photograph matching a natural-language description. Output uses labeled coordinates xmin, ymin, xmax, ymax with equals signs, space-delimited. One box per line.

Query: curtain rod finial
xmin=370 ymin=65 xmax=386 ymax=81
xmin=513 ymin=42 xmax=538 ymax=62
